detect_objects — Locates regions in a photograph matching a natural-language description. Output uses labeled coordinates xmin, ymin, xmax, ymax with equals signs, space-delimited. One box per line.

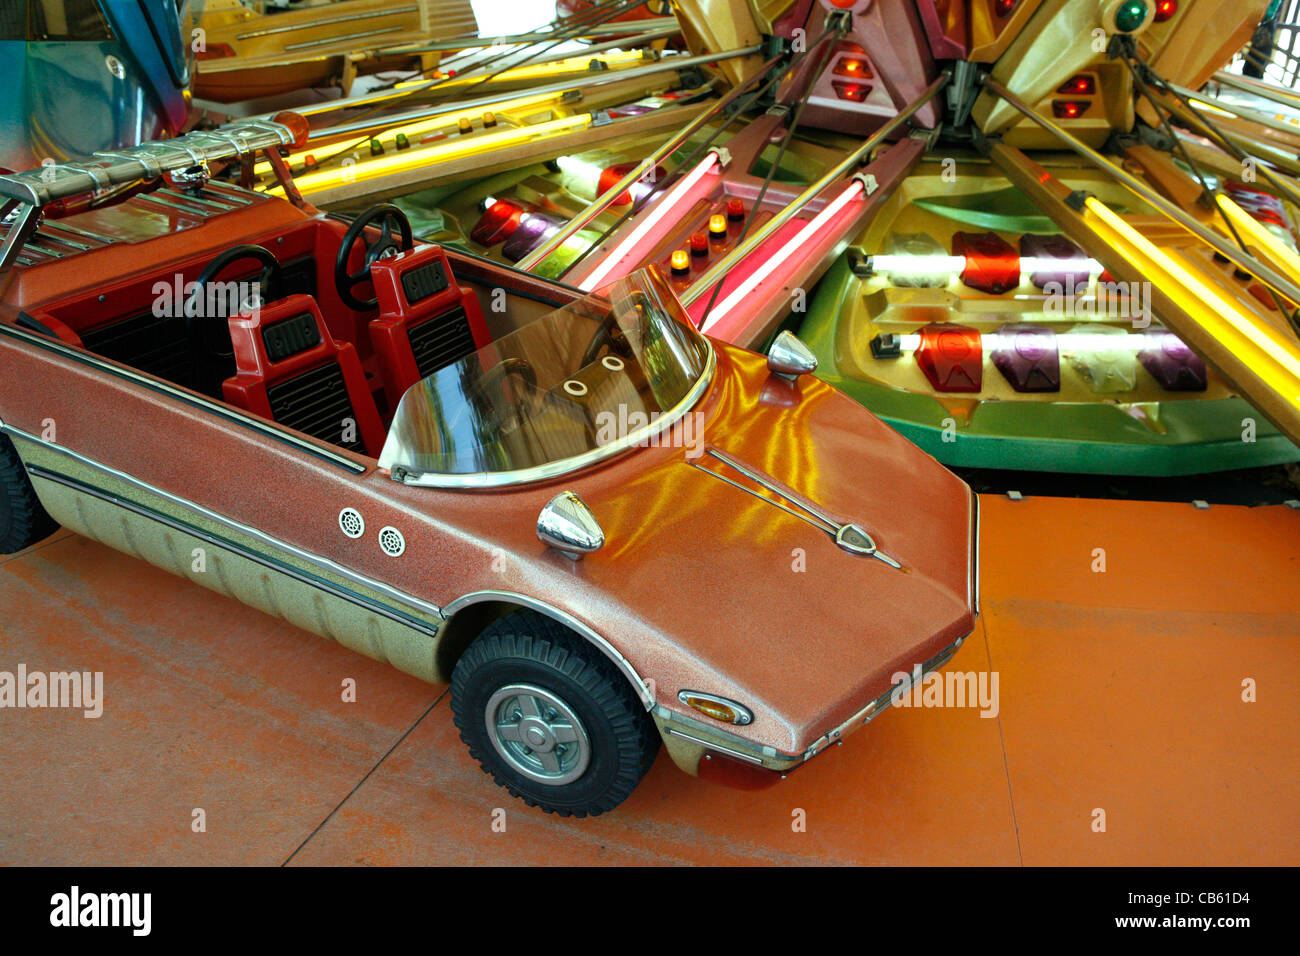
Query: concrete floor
xmin=1 ymin=493 xmax=1297 ymax=865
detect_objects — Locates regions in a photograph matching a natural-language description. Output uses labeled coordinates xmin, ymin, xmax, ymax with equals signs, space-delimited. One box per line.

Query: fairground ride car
xmin=0 ymin=117 xmax=978 ymax=815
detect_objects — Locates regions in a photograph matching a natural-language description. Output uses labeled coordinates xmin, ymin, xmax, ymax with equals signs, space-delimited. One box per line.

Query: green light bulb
xmin=1114 ymin=0 xmax=1148 ymax=32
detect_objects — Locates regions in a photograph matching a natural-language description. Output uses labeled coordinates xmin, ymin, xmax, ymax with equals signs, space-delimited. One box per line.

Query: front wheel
xmin=451 ymin=610 xmax=659 ymax=816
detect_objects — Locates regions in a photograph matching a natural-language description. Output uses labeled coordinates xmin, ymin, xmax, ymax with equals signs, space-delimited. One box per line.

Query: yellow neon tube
xmin=1085 ymin=196 xmax=1300 ymax=393
xmin=252 ymin=89 xmax=571 ymax=176
xmin=265 ymin=114 xmax=592 ymax=195
xmin=1214 ymin=193 xmax=1300 ymax=295
xmin=392 ymin=50 xmax=649 ymax=91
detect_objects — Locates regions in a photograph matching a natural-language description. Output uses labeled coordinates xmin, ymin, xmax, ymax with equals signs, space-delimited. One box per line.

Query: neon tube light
xmin=700 ymin=180 xmax=865 ymax=333
xmin=579 ymin=151 xmax=721 ymax=291
xmin=1086 ymin=196 xmax=1300 ymax=385
xmin=265 ymin=115 xmax=592 ymax=195
xmin=869 ymin=254 xmax=1106 ymax=277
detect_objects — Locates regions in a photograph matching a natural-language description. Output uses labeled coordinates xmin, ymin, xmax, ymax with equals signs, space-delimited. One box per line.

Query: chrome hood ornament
xmin=537 ymin=491 xmax=605 ymax=559
xmin=691 ymin=449 xmax=902 ymax=569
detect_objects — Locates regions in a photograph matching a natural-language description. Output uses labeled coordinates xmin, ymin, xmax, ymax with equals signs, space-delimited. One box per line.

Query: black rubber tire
xmin=451 ymin=610 xmax=659 ymax=817
xmin=0 ymin=433 xmax=59 ymax=555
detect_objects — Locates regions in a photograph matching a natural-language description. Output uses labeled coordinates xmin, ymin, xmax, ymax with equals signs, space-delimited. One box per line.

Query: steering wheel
xmin=472 ymin=358 xmax=539 ymax=430
xmin=580 ymin=312 xmax=631 ymax=367
xmin=186 ymin=243 xmax=283 ymax=360
xmin=334 ymin=203 xmax=414 ymax=311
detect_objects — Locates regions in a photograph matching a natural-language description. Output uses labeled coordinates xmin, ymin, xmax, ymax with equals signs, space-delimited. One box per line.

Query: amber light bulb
xmin=670 ymin=249 xmax=691 ymax=274
xmin=708 ymin=214 xmax=728 ymax=238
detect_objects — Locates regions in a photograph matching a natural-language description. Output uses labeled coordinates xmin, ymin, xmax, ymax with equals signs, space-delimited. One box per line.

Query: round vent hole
xmin=379 ymin=526 xmax=406 ymax=557
xmin=339 ymin=508 xmax=365 ymax=539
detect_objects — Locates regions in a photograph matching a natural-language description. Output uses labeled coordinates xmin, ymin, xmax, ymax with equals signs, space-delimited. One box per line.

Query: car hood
xmin=504 ymin=342 xmax=978 ymax=756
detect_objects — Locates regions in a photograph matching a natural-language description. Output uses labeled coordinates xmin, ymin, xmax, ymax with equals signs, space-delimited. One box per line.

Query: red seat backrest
xmin=368 ymin=245 xmax=491 ymax=409
xmin=221 ymin=293 xmax=386 ymax=458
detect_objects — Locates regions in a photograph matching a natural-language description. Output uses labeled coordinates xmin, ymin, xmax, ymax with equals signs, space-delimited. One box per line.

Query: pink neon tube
xmin=699 ymin=179 xmax=865 ymax=333
xmin=578 ymin=151 xmax=722 ymax=292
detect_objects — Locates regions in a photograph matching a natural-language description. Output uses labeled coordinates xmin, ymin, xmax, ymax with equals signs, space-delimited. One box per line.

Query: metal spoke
xmin=551 ymin=723 xmax=579 ymax=744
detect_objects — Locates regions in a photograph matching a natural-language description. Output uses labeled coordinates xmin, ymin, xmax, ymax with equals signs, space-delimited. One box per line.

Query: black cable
xmin=696 ymin=17 xmax=845 ymax=328
xmin=555 ymin=23 xmax=840 ymax=280
xmin=554 ymin=47 xmax=808 ymax=279
xmin=1120 ymin=47 xmax=1300 ymax=337
xmin=304 ymin=0 xmax=645 ymax=175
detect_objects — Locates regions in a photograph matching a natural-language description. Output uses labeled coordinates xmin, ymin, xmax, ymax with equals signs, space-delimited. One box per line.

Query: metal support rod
xmin=1170 ymin=81 xmax=1300 ymax=139
xmin=1156 ymin=81 xmax=1300 ymax=210
xmin=515 ymin=51 xmax=793 ymax=270
xmin=681 ymin=72 xmax=950 ymax=307
xmin=981 ymin=75 xmax=1300 ymax=308
xmin=289 ymin=27 xmax=676 ymax=121
xmin=377 ymin=18 xmax=681 ymax=54
xmin=288 ymin=47 xmax=760 ymax=137
xmin=1212 ymin=70 xmax=1300 ymax=109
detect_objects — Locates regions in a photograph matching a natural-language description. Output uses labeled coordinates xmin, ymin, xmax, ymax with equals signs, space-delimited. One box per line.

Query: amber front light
xmin=679 ymin=691 xmax=753 ymax=725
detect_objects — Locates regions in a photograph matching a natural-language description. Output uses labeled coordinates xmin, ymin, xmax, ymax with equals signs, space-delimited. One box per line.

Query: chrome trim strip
xmin=28 ymin=465 xmax=442 ymax=638
xmin=389 ymin=339 xmax=716 ymax=489
xmin=1 ymin=422 xmax=443 ymax=622
xmin=202 ymin=183 xmax=256 ymax=206
xmin=663 ymin=727 xmax=765 ymax=766
xmin=158 ymin=187 xmax=236 ymax=211
xmin=0 ymin=323 xmax=366 ymax=473
xmin=33 ymin=230 xmax=91 ymax=251
xmin=693 ymin=448 xmax=902 ymax=568
xmin=440 ymin=589 xmax=654 ymax=709
xmin=801 ymin=634 xmax=968 ymax=761
xmin=45 ymin=220 xmax=116 ymax=244
xmin=135 ymin=192 xmax=217 ymax=217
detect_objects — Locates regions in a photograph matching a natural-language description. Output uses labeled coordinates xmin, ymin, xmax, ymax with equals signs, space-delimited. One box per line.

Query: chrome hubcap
xmin=485 ymin=683 xmax=591 ymax=785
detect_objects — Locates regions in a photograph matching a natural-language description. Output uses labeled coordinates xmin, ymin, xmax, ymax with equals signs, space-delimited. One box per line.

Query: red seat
xmin=221 ymin=294 xmax=386 ymax=457
xmin=368 ymin=245 xmax=491 ymax=409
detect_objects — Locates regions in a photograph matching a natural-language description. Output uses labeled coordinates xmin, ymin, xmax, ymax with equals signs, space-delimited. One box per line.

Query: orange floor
xmin=1 ymin=494 xmax=1297 ymax=865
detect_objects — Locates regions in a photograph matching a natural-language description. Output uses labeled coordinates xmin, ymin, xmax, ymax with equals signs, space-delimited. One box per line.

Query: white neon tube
xmin=868 ymin=255 xmax=1105 ymax=276
xmin=700 ymin=180 xmax=865 ymax=333
xmin=579 ymin=151 xmax=721 ymax=292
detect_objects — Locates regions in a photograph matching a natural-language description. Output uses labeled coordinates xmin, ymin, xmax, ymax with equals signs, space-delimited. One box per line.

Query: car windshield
xmin=378 ymin=268 xmax=714 ymax=487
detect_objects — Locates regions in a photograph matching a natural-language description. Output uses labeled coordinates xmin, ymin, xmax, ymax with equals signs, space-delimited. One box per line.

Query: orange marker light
xmin=726 ymin=197 xmax=745 ymax=220
xmin=833 ymin=57 xmax=873 ymax=79
xmin=670 ymin=249 xmax=691 ymax=274
xmin=708 ymin=214 xmax=728 ymax=237
xmin=690 ymin=232 xmax=709 ymax=256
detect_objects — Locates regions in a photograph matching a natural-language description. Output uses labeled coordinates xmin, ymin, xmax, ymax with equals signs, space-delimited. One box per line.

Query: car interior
xmin=15 ymin=200 xmax=651 ymax=462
